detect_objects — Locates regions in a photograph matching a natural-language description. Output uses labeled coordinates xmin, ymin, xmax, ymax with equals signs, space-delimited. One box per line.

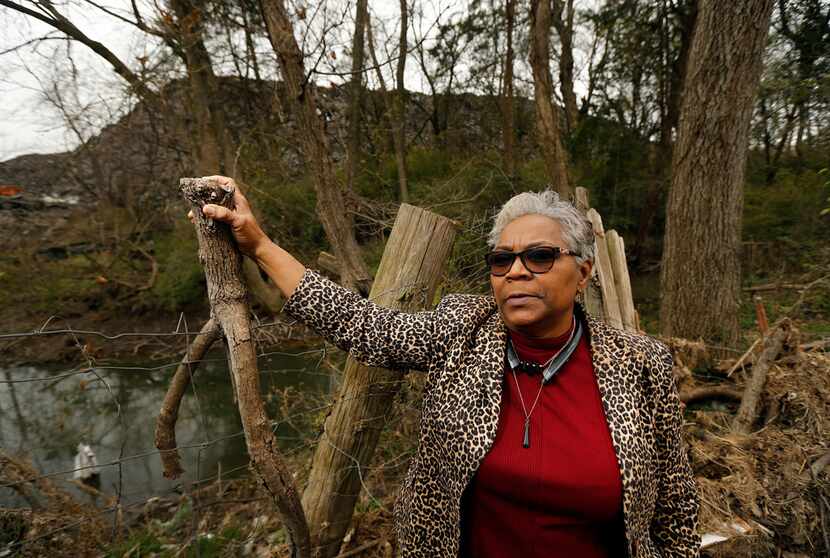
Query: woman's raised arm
xmin=196 ymin=176 xmax=463 ymax=372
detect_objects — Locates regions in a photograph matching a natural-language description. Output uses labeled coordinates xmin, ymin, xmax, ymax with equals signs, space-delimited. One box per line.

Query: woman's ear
xmin=577 ymin=260 xmax=593 ymax=291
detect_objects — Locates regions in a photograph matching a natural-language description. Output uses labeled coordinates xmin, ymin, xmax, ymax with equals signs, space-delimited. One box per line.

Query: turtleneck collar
xmin=508 ymin=314 xmax=576 ymax=365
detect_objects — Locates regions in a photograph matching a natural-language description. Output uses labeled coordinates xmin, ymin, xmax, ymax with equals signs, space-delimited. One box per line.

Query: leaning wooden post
xmin=301 ymin=204 xmax=457 ymax=558
xmin=179 ymin=177 xmax=311 ymax=558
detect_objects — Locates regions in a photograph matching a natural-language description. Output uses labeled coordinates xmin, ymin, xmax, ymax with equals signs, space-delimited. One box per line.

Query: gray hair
xmin=487 ymin=189 xmax=595 ymax=265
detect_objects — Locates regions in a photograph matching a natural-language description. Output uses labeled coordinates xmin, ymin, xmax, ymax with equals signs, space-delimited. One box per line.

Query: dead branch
xmin=680 ymin=386 xmax=744 ymax=404
xmin=744 ymin=282 xmax=815 ymax=292
xmin=732 ymin=321 xmax=790 ymax=435
xmin=727 ymin=336 xmax=763 ymax=377
xmin=179 ymin=177 xmax=311 ymax=558
xmin=155 ymin=318 xmax=220 ymax=479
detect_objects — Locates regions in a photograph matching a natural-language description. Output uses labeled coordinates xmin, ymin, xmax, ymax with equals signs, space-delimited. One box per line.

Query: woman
xmin=197 ymin=177 xmax=700 ymax=558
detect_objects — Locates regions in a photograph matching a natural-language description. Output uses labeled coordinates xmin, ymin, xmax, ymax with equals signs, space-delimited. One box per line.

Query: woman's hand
xmin=187 ymin=176 xmax=271 ymax=258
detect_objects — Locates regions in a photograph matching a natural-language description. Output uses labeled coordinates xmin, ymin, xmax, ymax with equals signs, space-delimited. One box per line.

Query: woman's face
xmin=489 ymin=214 xmax=592 ymax=338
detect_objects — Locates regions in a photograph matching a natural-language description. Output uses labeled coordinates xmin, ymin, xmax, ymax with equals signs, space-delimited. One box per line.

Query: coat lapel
xmin=583 ymin=310 xmax=647 ymax=551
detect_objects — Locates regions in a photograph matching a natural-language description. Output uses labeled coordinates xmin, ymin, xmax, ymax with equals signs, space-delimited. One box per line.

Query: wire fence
xmin=0 ymin=309 xmax=424 ymax=555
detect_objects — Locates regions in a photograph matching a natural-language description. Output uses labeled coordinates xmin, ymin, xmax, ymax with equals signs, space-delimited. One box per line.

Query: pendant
xmin=523 ymin=418 xmax=530 ymax=448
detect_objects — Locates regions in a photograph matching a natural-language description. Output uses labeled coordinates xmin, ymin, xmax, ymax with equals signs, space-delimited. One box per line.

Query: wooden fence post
xmin=301 ymin=204 xmax=457 ymax=558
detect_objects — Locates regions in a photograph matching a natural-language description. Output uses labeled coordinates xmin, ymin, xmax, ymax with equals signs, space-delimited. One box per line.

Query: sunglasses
xmin=484 ymin=246 xmax=579 ymax=276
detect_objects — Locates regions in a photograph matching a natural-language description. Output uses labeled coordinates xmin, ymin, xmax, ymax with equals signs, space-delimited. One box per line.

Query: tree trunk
xmin=169 ymin=0 xmax=237 ymax=176
xmin=366 ymin=12 xmax=409 ymax=203
xmin=259 ymin=0 xmax=372 ymax=294
xmin=345 ymin=0 xmax=369 ymax=192
xmin=633 ymin=0 xmax=697 ymax=263
xmin=501 ymin=0 xmax=516 ymax=180
xmin=180 ymin=177 xmax=312 ymax=557
xmin=529 ymin=0 xmax=572 ymax=199
xmin=301 ymin=204 xmax=457 ymax=558
xmin=553 ymin=0 xmax=578 ymax=136
xmin=660 ymin=0 xmax=774 ymax=345
xmin=393 ymin=0 xmax=410 ymax=203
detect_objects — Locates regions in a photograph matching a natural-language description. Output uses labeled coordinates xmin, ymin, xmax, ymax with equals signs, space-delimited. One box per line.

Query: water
xmin=0 ymin=348 xmax=331 ymax=508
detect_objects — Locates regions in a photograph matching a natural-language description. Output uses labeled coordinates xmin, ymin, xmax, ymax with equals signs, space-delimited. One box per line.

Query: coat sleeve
xmin=649 ymin=344 xmax=701 ymax=557
xmin=281 ymin=268 xmax=451 ymax=372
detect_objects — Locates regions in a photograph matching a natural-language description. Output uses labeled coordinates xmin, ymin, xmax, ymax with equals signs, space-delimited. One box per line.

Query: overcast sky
xmin=0 ymin=4 xmax=147 ymax=160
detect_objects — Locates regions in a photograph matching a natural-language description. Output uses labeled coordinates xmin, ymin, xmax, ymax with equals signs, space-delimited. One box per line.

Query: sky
xmin=0 ymin=4 xmax=146 ymax=160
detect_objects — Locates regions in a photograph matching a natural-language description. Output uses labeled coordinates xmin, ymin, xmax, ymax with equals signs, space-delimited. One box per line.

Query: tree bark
xmin=345 ymin=0 xmax=369 ymax=192
xmin=501 ymin=0 xmax=516 ymax=180
xmin=552 ymin=0 xmax=578 ymax=136
xmin=366 ymin=10 xmax=410 ymax=203
xmin=529 ymin=0 xmax=572 ymax=199
xmin=393 ymin=0 xmax=410 ymax=203
xmin=659 ymin=0 xmax=774 ymax=344
xmin=179 ymin=177 xmax=311 ymax=557
xmin=259 ymin=0 xmax=372 ymax=294
xmin=301 ymin=204 xmax=457 ymax=558
xmin=169 ymin=0 xmax=237 ymax=175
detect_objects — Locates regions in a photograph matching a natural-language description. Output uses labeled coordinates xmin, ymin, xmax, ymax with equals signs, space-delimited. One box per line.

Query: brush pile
xmin=666 ymin=321 xmax=830 ymax=557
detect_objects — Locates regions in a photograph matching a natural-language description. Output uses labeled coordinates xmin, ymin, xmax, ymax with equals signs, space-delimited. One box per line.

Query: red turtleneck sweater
xmin=459 ymin=322 xmax=627 ymax=557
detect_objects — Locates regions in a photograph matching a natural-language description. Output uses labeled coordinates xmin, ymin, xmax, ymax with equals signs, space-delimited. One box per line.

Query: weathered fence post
xmin=179 ymin=177 xmax=311 ymax=558
xmin=301 ymin=204 xmax=458 ymax=557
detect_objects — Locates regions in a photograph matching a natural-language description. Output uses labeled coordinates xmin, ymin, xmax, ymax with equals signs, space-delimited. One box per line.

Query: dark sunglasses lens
xmin=524 ymin=248 xmax=559 ymax=272
xmin=486 ymin=252 xmax=515 ymax=275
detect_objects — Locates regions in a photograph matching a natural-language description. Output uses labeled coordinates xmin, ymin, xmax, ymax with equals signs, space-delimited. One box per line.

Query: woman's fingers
xmin=203 ymin=204 xmax=234 ymax=223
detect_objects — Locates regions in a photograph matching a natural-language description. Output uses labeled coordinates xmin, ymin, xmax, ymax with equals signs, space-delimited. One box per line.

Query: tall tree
xmin=168 ymin=0 xmax=237 ymax=175
xmin=501 ymin=0 xmax=517 ymax=179
xmin=552 ymin=0 xmax=578 ymax=136
xmin=345 ymin=0 xmax=369 ymax=192
xmin=393 ymin=0 xmax=410 ymax=202
xmin=660 ymin=0 xmax=775 ymax=344
xmin=529 ymin=0 xmax=572 ymax=198
xmin=366 ymin=10 xmax=409 ymax=202
xmin=259 ymin=0 xmax=372 ymax=294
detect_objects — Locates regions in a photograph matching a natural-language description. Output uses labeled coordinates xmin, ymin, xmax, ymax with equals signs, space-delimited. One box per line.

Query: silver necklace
xmin=508 ymin=316 xmax=580 ymax=448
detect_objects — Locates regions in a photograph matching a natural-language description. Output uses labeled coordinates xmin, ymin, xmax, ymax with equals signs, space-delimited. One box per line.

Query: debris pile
xmin=666 ymin=323 xmax=830 ymax=556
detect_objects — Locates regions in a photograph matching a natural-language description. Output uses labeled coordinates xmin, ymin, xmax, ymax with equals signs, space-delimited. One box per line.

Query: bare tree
xmin=0 ymin=0 xmax=158 ymax=102
xmin=393 ymin=0 xmax=410 ymax=202
xmin=167 ymin=0 xmax=237 ymax=175
xmin=345 ymin=0 xmax=369 ymax=192
xmin=501 ymin=0 xmax=517 ymax=179
xmin=660 ymin=0 xmax=775 ymax=344
xmin=366 ymin=4 xmax=410 ymax=203
xmin=259 ymin=0 xmax=372 ymax=294
xmin=552 ymin=0 xmax=578 ymax=136
xmin=529 ymin=0 xmax=572 ymax=198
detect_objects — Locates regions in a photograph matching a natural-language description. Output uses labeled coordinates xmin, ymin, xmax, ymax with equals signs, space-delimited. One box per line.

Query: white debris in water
xmin=73 ymin=442 xmax=99 ymax=480
xmin=41 ymin=193 xmax=80 ymax=205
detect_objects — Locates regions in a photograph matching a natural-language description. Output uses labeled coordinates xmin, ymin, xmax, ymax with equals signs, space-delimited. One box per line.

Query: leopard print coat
xmin=283 ymin=269 xmax=700 ymax=558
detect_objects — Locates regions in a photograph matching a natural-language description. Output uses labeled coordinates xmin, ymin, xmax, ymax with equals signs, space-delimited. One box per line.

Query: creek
xmin=0 ymin=348 xmax=330 ymax=508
